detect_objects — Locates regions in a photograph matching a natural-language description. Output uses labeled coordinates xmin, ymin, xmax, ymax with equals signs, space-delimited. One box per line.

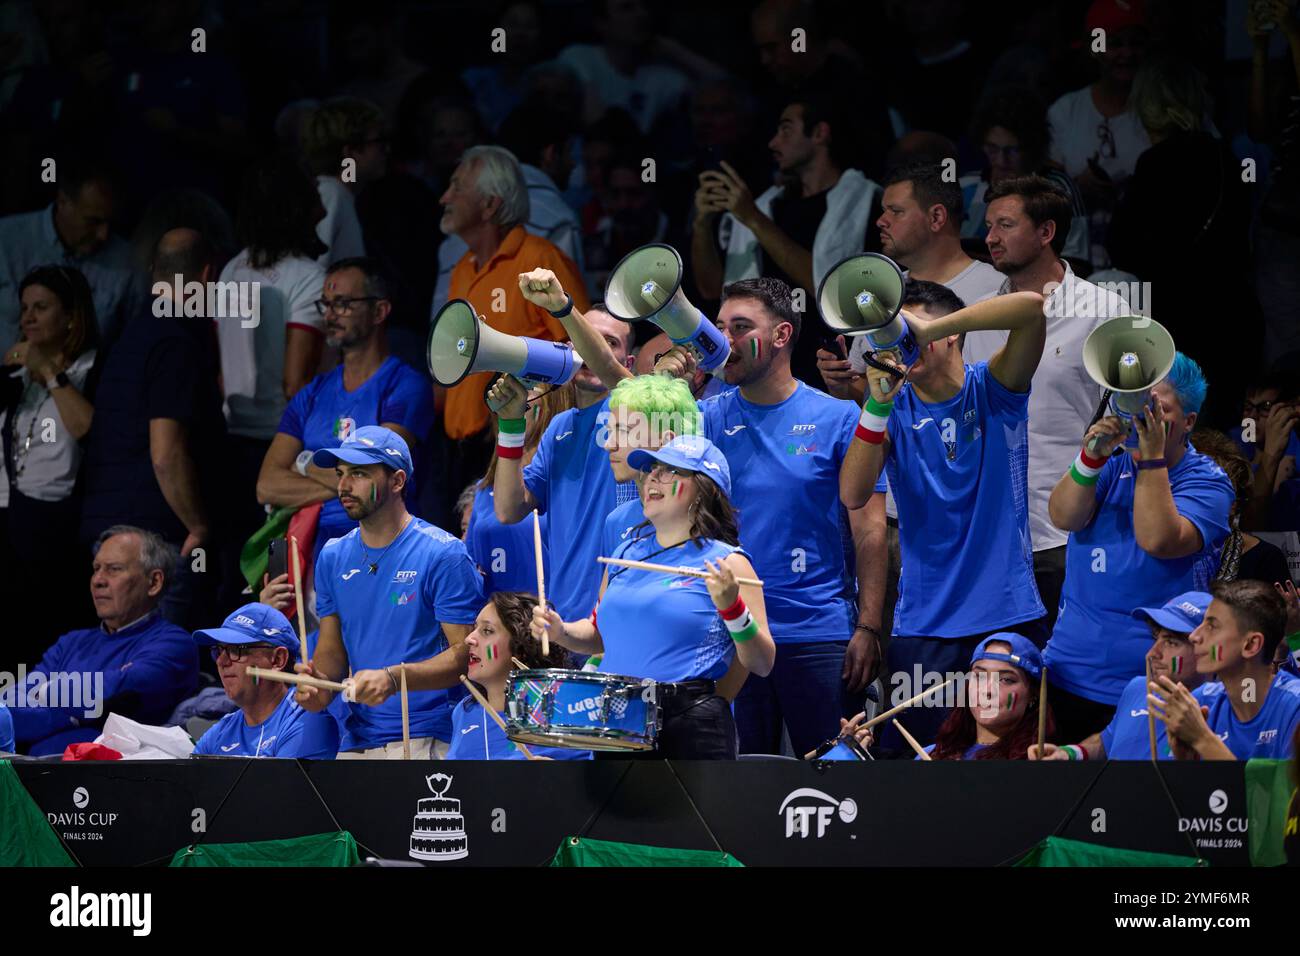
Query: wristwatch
xmin=47 ymin=371 xmax=71 ymax=390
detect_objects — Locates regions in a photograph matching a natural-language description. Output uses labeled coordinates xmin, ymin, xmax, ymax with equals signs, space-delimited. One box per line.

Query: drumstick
xmin=803 ymin=679 xmax=954 ymax=758
xmin=1146 ymin=656 xmax=1157 ymax=761
xmin=512 ymin=657 xmax=527 ymax=670
xmin=245 ymin=666 xmax=348 ymax=693
xmin=400 ymin=662 xmax=410 ymax=760
xmin=1037 ymin=666 xmax=1048 ymax=760
xmin=892 ymin=718 xmax=931 ymax=760
xmin=597 ymin=556 xmax=764 ymax=587
xmin=289 ymin=535 xmax=309 ymax=663
xmin=533 ymin=510 xmax=548 ymax=657
xmin=458 ymin=675 xmax=536 ymax=759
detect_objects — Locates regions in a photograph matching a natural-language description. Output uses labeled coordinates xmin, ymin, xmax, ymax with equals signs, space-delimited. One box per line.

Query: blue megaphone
xmin=427 ymin=299 xmax=578 ymax=387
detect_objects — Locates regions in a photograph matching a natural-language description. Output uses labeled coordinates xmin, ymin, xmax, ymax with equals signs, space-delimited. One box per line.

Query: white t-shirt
xmin=216 ymin=250 xmax=326 ymax=440
xmin=557 ymin=44 xmax=689 ymax=134
xmin=315 ymin=176 xmax=366 ymax=268
xmin=848 ymin=257 xmax=1003 ymax=518
xmin=0 ymin=350 xmax=96 ymax=505
xmin=963 ymin=262 xmax=1129 ymax=551
xmin=1047 ymin=86 xmax=1150 ymax=183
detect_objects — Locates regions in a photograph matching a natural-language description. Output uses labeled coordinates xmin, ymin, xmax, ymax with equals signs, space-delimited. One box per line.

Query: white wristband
xmin=295 ymin=450 xmax=314 ymax=477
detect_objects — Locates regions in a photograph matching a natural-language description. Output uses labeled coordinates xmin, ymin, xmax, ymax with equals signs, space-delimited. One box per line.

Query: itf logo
xmin=778 ymin=787 xmax=858 ymax=839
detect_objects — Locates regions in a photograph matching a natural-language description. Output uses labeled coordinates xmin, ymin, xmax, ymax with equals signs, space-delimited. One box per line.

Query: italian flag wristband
xmin=855 ymin=396 xmax=893 ymax=445
xmin=1068 ymin=447 xmax=1106 ymax=486
xmin=719 ymin=596 xmax=758 ymax=643
xmin=497 ymin=417 xmax=526 ymax=459
xmin=1062 ymin=744 xmax=1087 ymax=761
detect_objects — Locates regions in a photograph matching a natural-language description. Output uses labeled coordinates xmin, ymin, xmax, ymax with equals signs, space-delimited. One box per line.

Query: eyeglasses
xmin=1242 ymin=399 xmax=1277 ymax=415
xmin=1096 ymin=121 xmax=1117 ymax=160
xmin=210 ymin=643 xmax=273 ymax=662
xmin=314 ymin=296 xmax=381 ymax=317
xmin=647 ymin=464 xmax=696 ymax=482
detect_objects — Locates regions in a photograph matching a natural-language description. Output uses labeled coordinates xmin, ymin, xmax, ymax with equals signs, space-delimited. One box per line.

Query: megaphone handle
xmin=1084 ymin=389 xmax=1113 ymax=456
xmin=862 ymin=351 xmax=906 ymax=382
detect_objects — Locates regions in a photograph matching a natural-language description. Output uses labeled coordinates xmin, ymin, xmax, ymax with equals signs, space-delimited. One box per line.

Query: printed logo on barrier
xmin=47 ymin=786 xmax=120 ymax=840
xmin=1176 ymin=787 xmax=1247 ymax=849
xmin=409 ymin=773 xmax=468 ymax=861
xmin=778 ymin=788 xmax=857 ymax=839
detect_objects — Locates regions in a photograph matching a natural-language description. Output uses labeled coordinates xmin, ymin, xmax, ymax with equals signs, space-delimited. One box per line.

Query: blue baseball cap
xmin=1132 ymin=591 xmax=1211 ymax=634
xmin=626 ymin=434 xmax=732 ymax=497
xmin=971 ymin=633 xmax=1043 ymax=679
xmin=312 ymin=425 xmax=413 ymax=476
xmin=193 ymin=603 xmax=301 ymax=661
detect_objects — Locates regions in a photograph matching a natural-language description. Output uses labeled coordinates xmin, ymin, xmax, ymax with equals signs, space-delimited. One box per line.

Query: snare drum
xmin=505 ymin=668 xmax=659 ymax=751
xmin=810 ymin=734 xmax=871 ymax=761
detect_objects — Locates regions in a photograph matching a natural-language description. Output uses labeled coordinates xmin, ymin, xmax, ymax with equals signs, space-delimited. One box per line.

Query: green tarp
xmin=1014 ymin=836 xmax=1204 ymax=867
xmin=1245 ymin=757 xmax=1296 ymax=867
xmin=550 ymin=836 xmax=744 ymax=867
xmin=0 ymin=761 xmax=76 ymax=866
xmin=169 ymin=831 xmax=359 ymax=867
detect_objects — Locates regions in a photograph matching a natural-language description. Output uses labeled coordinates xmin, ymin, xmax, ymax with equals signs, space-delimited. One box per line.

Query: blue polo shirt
xmin=193 ymin=687 xmax=338 ymax=759
xmin=596 ymin=531 xmax=743 ymax=683
xmin=1192 ymin=671 xmax=1300 ymax=760
xmin=0 ymin=204 xmax=146 ymax=348
xmin=278 ymin=357 xmax=435 ymax=560
xmin=465 ymin=485 xmax=547 ymax=596
xmin=884 ymin=362 xmax=1044 ymax=638
xmin=701 ymin=381 xmax=859 ymax=644
xmin=601 ymin=497 xmax=646 ymax=560
xmin=0 ymin=705 xmax=13 ymax=753
xmin=1046 ymin=448 xmax=1232 ymax=704
xmin=81 ymin=311 xmax=226 ymax=545
xmin=9 ymin=612 xmax=198 ymax=756
xmin=1100 ymin=675 xmax=1171 ymax=759
xmin=315 ymin=518 xmax=484 ymax=748
xmin=446 ymin=697 xmax=591 ymax=760
xmin=523 ymin=397 xmax=634 ymax=619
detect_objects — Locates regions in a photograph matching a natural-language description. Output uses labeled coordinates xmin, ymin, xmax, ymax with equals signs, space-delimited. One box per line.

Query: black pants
xmin=1032 ymin=545 xmax=1068 ymax=641
xmin=218 ymin=434 xmax=272 ymax=611
xmin=0 ymin=490 xmax=91 ymax=671
xmin=1046 ymin=680 xmax=1116 ymax=744
xmin=597 ymin=684 xmax=737 ymax=760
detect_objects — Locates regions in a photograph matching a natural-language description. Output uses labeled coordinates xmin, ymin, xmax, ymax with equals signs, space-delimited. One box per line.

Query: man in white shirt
xmin=1047 ymin=0 xmax=1151 ymax=264
xmin=300 ymin=97 xmax=389 ymax=267
xmin=965 ymin=174 xmax=1129 ymax=633
xmin=840 ymin=160 xmax=1004 ymax=399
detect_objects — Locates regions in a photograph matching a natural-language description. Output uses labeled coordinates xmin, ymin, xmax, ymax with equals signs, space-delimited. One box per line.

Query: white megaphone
xmin=816 ymin=253 xmax=918 ymax=367
xmin=604 ymin=243 xmax=730 ymax=372
xmin=1082 ymin=315 xmax=1176 ymax=452
xmin=427 ymin=299 xmax=579 ymax=387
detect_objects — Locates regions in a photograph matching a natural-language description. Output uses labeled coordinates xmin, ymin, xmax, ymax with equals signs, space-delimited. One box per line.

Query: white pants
xmin=336 ymin=737 xmax=449 ymax=760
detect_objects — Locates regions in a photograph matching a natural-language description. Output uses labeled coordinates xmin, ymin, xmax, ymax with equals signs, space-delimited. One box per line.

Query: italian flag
xmin=486 ymin=644 xmax=498 ymax=661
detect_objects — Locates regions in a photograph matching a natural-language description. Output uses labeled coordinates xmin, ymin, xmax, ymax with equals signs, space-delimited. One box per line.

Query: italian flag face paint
xmin=750 ymin=338 xmax=761 ymax=361
xmin=485 ymin=643 xmax=498 ymax=661
xmin=1211 ymin=645 xmax=1222 ymax=664
xmin=671 ymin=480 xmax=682 ymax=498
xmin=1171 ymin=655 xmax=1184 ymax=676
xmin=1004 ymin=691 xmax=1018 ymax=712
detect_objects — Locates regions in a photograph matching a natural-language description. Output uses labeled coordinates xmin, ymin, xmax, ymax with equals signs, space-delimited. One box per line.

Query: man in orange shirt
xmin=437 ymin=144 xmax=590 ymax=497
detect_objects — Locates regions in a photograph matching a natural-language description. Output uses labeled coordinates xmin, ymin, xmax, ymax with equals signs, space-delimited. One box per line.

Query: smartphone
xmin=267 ymin=538 xmax=288 ymax=582
xmin=822 ymin=336 xmax=848 ymax=360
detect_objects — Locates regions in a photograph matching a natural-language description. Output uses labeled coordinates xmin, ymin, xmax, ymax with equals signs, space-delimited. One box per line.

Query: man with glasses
xmin=1233 ymin=373 xmax=1300 ymax=532
xmin=257 ymin=257 xmax=434 ymax=564
xmin=191 ymin=603 xmax=338 ymax=758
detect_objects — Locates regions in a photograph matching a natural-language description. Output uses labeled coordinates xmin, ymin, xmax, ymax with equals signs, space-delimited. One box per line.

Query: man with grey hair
xmin=435 ymin=144 xmax=589 ymax=502
xmin=6 ymin=525 xmax=198 ymax=756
